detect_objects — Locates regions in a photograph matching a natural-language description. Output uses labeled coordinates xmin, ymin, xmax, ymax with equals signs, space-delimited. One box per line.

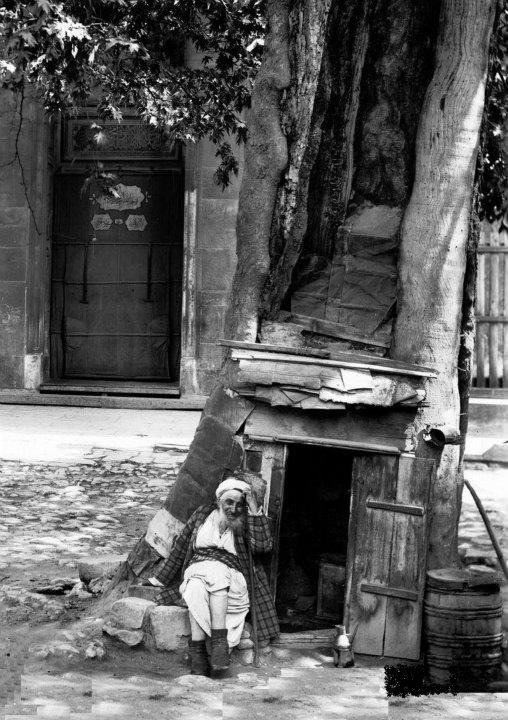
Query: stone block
xmin=198 ymin=137 xmax=222 ymax=165
xmin=241 ymin=622 xmax=252 ymax=639
xmin=108 ymin=597 xmax=155 ymax=630
xmin=88 ymin=577 xmax=111 ymax=595
xmin=0 ymin=183 xmax=29 ymax=205
xmin=127 ymin=584 xmax=161 ymax=603
xmin=78 ymin=556 xmax=125 ymax=584
xmin=235 ymin=648 xmax=254 ymax=665
xmin=197 ymin=342 xmax=224 ymax=367
xmin=24 ymin=353 xmax=41 ymax=390
xmin=145 ymin=605 xmax=191 ymax=651
xmin=85 ymin=640 xmax=106 ymax=659
xmin=34 ymin=642 xmax=80 ymax=659
xmin=201 ymin=170 xmax=242 ymax=200
xmin=197 ymin=199 xmax=238 ymax=246
xmin=103 ymin=622 xmax=144 ymax=647
xmin=0 ymin=353 xmax=24 ymax=388
xmin=0 ymin=247 xmax=26 ymax=282
xmin=175 ymin=674 xmax=218 ymax=689
xmin=198 ymin=249 xmax=236 ymax=291
xmin=0 ymin=281 xmax=25 ymax=318
xmin=238 ymin=638 xmax=254 ymax=650
xmin=197 ymin=303 xmax=226 ymax=342
xmin=68 ymin=581 xmax=93 ymax=599
xmin=0 ymin=225 xmax=29 ymax=247
xmin=0 ymin=207 xmax=29 ymax=227
xmin=79 ymin=617 xmax=105 ymax=641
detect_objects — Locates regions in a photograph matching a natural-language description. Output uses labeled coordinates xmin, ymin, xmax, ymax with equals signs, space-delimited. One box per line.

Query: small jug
xmin=333 ymin=624 xmax=355 ymax=668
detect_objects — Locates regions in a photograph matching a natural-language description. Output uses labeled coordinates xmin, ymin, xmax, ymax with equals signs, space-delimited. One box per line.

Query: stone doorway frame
xmin=24 ymin=111 xmax=200 ymax=399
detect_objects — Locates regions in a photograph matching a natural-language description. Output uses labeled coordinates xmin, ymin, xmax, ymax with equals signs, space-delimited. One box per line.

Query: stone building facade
xmin=0 ymin=52 xmax=241 ymax=404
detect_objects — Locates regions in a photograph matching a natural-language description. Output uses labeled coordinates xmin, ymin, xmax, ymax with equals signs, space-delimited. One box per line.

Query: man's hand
xmin=243 ymin=486 xmax=259 ymax=514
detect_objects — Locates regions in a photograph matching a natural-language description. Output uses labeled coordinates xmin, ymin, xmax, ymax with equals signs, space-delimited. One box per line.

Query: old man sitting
xmin=147 ymin=472 xmax=279 ymax=674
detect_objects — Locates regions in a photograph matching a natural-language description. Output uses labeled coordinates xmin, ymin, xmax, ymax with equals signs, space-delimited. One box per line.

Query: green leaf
xmin=18 ymin=30 xmax=37 ymax=47
xmin=36 ymin=0 xmax=53 ymax=14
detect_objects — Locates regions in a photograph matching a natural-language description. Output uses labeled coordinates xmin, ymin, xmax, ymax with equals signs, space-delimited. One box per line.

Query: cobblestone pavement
xmin=0 ymin=458 xmax=505 ymax=582
xmin=0 ymin=458 xmax=507 ymax=718
xmin=1 ymin=659 xmax=508 ymax=719
xmin=0 ymin=451 xmax=185 ymax=581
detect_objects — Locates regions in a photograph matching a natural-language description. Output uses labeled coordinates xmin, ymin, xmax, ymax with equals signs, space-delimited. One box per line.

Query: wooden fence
xmin=474 ymin=223 xmax=508 ymax=391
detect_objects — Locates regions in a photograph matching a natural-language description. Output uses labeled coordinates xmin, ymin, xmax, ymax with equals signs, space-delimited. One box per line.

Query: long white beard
xmin=218 ymin=506 xmax=245 ymax=533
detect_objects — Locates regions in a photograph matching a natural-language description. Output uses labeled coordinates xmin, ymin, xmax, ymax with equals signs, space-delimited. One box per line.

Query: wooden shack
xmin=151 ymin=327 xmax=438 ymax=662
xmin=233 ymin=340 xmax=436 ymax=660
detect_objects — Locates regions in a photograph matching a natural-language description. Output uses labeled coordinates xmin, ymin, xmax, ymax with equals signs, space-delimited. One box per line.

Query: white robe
xmin=179 ymin=509 xmax=250 ymax=647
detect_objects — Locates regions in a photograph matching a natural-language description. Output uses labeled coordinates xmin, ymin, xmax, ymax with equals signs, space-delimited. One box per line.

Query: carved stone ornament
xmin=90 ymin=213 xmax=113 ymax=231
xmin=126 ymin=214 xmax=148 ymax=231
xmin=96 ymin=184 xmax=145 ymax=211
xmin=65 ymin=118 xmax=180 ymax=161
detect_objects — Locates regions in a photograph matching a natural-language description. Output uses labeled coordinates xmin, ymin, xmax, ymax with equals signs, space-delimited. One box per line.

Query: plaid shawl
xmin=154 ymin=504 xmax=280 ymax=644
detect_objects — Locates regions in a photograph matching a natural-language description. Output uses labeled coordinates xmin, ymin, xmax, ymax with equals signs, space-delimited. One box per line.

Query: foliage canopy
xmin=0 ymin=1 xmax=265 ymax=184
xmin=0 ymin=0 xmax=506 ymax=212
xmin=479 ymin=0 xmax=508 ymax=226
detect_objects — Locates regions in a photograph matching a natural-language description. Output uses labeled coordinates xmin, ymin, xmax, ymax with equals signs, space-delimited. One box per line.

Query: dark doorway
xmin=49 ymin=116 xmax=184 ymax=385
xmin=276 ymin=445 xmax=353 ymax=632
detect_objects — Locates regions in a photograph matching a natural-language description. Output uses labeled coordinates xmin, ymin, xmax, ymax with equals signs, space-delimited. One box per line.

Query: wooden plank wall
xmin=244 ymin=404 xmax=416 ymax=453
xmin=474 ymin=223 xmax=508 ymax=390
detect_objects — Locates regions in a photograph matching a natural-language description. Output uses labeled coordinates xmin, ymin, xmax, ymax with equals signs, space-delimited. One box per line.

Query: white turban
xmin=215 ymin=477 xmax=250 ymax=499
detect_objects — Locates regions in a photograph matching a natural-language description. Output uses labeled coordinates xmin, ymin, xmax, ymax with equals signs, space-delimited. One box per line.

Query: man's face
xmin=218 ymin=490 xmax=245 ymax=528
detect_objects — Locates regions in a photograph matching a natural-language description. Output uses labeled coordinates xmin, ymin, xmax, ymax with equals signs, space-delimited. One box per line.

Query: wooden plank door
xmin=345 ymin=453 xmax=435 ymax=660
xmin=244 ymin=441 xmax=288 ymax=598
xmin=50 ymin=169 xmax=183 ymax=381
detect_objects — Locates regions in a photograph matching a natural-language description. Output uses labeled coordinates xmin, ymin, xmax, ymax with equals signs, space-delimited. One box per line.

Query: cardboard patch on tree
xmin=290 ymin=204 xmax=400 ymax=347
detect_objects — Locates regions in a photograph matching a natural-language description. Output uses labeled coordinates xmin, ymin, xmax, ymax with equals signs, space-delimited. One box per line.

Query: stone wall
xmin=0 ymin=53 xmax=242 ymax=396
xmin=185 ymin=46 xmax=242 ymax=395
xmin=193 ymin=138 xmax=241 ymax=392
xmin=0 ymin=91 xmax=51 ymax=390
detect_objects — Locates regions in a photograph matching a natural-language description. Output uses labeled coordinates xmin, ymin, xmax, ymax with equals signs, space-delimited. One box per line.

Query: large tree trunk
xmin=264 ymin=0 xmax=369 ymax=313
xmin=110 ymin=0 xmax=497 ymax=595
xmin=225 ymin=0 xmax=291 ymax=342
xmin=114 ymin=1 xmax=293 ymax=592
xmin=266 ymin=0 xmax=438 ymax=322
xmin=391 ymin=0 xmax=496 ymax=568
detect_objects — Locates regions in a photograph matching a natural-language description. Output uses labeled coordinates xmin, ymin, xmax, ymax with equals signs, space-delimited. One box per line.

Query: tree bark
xmin=110 ymin=0 xmax=496 ymax=597
xmin=353 ymin=0 xmax=439 ymax=207
xmin=458 ymin=204 xmax=480 ymax=454
xmin=225 ymin=0 xmax=291 ymax=342
xmin=117 ymin=1 xmax=291 ymax=590
xmin=265 ymin=0 xmax=440 ymax=320
xmin=392 ymin=0 xmax=496 ymax=568
xmin=264 ymin=0 xmax=368 ymax=314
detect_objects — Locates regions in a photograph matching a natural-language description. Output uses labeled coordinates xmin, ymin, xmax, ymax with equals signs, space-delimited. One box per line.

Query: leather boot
xmin=210 ymin=628 xmax=230 ymax=671
xmin=188 ymin=639 xmax=209 ymax=676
